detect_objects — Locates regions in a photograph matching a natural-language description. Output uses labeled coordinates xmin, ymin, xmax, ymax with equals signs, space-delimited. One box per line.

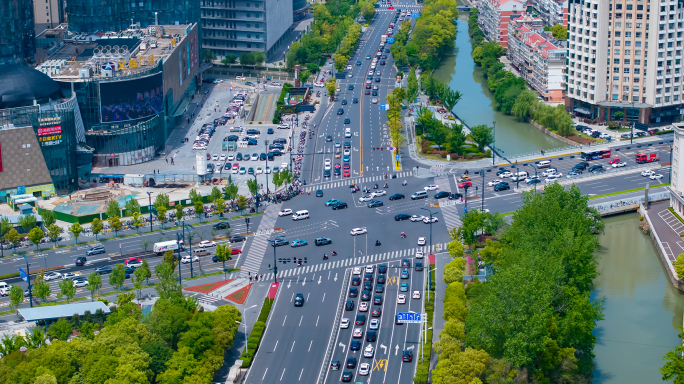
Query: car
xmin=230 ymin=234 xmax=246 ymax=242
xmin=412 ymin=290 xmax=421 ymax=299
xmin=345 ymin=300 xmax=355 ymax=311
xmin=181 ymin=255 xmax=200 ymax=264
xmin=63 ymin=272 xmax=81 ymax=280
xmin=342 ymin=371 xmax=353 ymax=382
xmin=364 ymin=273 xmax=374 ymax=283
xmin=417 ymin=237 xmax=426 ymax=245
xmin=609 ymin=158 xmax=621 ymax=165
xmin=75 ymin=256 xmax=87 ymax=266
xmin=373 ymin=295 xmax=383 ymax=305
xmin=361 ymin=290 xmax=371 ymax=301
xmin=612 ymin=162 xmax=627 ymax=168
xmin=642 ymin=170 xmax=655 ymax=177
xmin=213 ymin=222 xmax=229 ymax=230
xmin=363 ymin=345 xmax=374 ymax=358
xmin=369 ymin=319 xmax=380 ymax=330
xmin=352 ymin=276 xmax=361 ymax=286
xmin=73 ymin=278 xmax=88 ymax=288
xmin=290 ymin=240 xmax=307 ymax=247
xmin=371 ymin=98 xmax=378 ymax=104
xmin=365 ymin=89 xmax=370 ymax=95
xmin=541 ymin=168 xmax=558 ymax=177
xmin=270 ymin=237 xmax=288 ymax=247
xmin=356 ymin=60 xmax=362 ymax=65
xmin=341 ymin=318 xmax=350 ymax=328
xmin=267 ymin=128 xmax=274 ymax=134
xmin=385 ymin=192 xmax=405 ymax=201
xmin=212 ymin=154 xmax=219 ymax=161
xmin=371 ymin=307 xmax=382 ymax=317
xmin=400 ymin=282 xmax=409 ymax=292
xmin=356 ymin=314 xmax=366 ymax=325
xmin=526 ymin=178 xmax=541 ymax=185
xmin=566 ymin=172 xmax=581 ymax=178
xmin=279 ymin=208 xmax=293 ymax=216
xmin=239 ymin=167 xmax=246 ymax=174
xmin=44 ymin=271 xmax=62 ymax=280
xmin=378 ymin=264 xmax=387 ymax=274
xmin=459 ymin=181 xmax=473 ymax=188
xmin=367 ymin=200 xmax=383 ymax=208
xmin=346 ymin=356 xmax=358 ymax=369
xmin=364 ymin=265 xmax=374 ymax=274
xmin=545 ymin=173 xmax=563 ymax=182
xmin=353 ymin=266 xmax=362 ymax=275
xmin=423 ymin=216 xmax=438 ymax=224
xmin=410 ymin=215 xmax=426 ymax=222
xmin=313 ymin=189 xmax=323 ymax=197
xmin=371 ymin=190 xmax=386 ymax=197
xmin=402 ymin=350 xmax=413 ymax=362
xmin=331 ymin=360 xmax=341 ymax=371
xmin=358 ymin=194 xmax=373 ymax=203
xmin=343 ymin=154 xmax=350 ymax=162
xmin=375 ymin=77 xmax=381 ymax=82
xmin=416 ymin=250 xmax=424 ymax=259
xmin=394 ymin=213 xmax=411 ymax=221
xmin=125 ymin=257 xmax=143 ymax=268
xmin=351 ymin=227 xmax=367 ymax=236
xmin=424 ymin=185 xmax=439 ymax=191
xmin=359 ymin=302 xmax=368 ymax=312
xmin=332 ymin=202 xmax=348 ymax=210
xmin=397 ymin=294 xmax=407 ymax=304
xmin=337 ymin=108 xmax=344 ymax=115
xmin=344 ymin=170 xmax=350 ymax=177
xmin=314 ymin=237 xmax=332 ymax=246
xmin=380 ymin=60 xmax=386 ymax=65
xmin=265 ymin=166 xmax=271 ymax=174
xmin=86 ymin=245 xmax=105 ymax=256
xmin=256 ymin=167 xmax=263 ymax=174
xmin=494 ymin=183 xmax=510 ymax=191
xmin=198 ymin=240 xmax=216 ymax=248
xmin=352 ymin=327 xmax=364 ymax=339
xmin=400 ymin=269 xmax=410 ymax=279
xmin=359 ymin=363 xmax=370 ymax=375
xmin=293 ymin=293 xmax=304 ymax=307
xmin=325 ymin=198 xmax=340 ymax=206
xmin=375 ymin=284 xmax=384 ymax=293
xmin=650 ymin=173 xmax=664 ymax=180
xmin=434 ymin=191 xmax=450 ymax=199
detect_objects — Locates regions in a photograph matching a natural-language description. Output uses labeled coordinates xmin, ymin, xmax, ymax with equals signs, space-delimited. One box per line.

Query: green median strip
xmin=588 ymin=183 xmax=670 ymax=200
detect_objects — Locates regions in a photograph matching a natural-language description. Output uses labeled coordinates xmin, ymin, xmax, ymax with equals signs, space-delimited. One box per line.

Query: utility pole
xmin=147 ymin=192 xmax=154 ymax=232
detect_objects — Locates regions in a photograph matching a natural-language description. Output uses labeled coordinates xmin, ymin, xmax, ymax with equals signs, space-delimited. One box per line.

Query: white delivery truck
xmin=153 ymin=240 xmax=183 ymax=255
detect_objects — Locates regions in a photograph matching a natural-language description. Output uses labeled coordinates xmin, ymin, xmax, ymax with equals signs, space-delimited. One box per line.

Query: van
xmin=411 ymin=191 xmax=428 ymax=200
xmin=511 ymin=171 xmax=528 ymax=181
xmin=193 ymin=249 xmax=209 ymax=257
xmin=292 ymin=210 xmax=309 ymax=220
xmin=537 ymin=160 xmax=551 ymax=169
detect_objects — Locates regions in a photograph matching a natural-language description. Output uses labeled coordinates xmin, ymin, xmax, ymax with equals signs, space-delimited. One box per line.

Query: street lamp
xmin=420 ymin=208 xmax=439 ymax=256
xmin=492 ymin=121 xmax=496 ymax=165
xmin=239 ymin=304 xmax=258 ymax=358
xmin=529 ymin=163 xmax=539 ymax=193
xmin=630 ymin=102 xmax=635 ymax=145
xmin=21 ymin=255 xmax=33 ymax=308
xmin=666 ymin=140 xmax=674 ymax=183
xmin=146 ymin=192 xmax=154 ymax=232
xmin=252 ymin=173 xmax=260 ymax=214
xmin=479 ymin=169 xmax=485 ymax=212
xmin=267 ymin=239 xmax=279 ymax=283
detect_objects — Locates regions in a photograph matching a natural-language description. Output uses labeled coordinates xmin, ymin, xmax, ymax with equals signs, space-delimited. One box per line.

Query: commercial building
xmin=200 ymin=0 xmax=293 ymax=58
xmin=566 ymin=0 xmax=684 ymax=127
xmin=0 ymin=0 xmax=36 ymax=65
xmin=33 ymin=0 xmax=66 ymax=34
xmin=507 ymin=16 xmax=566 ymax=102
xmin=65 ymin=0 xmax=200 ymax=33
xmin=669 ymin=122 xmax=684 ymax=216
xmin=477 ymin=0 xmax=528 ymax=48
xmin=526 ymin=0 xmax=568 ymax=27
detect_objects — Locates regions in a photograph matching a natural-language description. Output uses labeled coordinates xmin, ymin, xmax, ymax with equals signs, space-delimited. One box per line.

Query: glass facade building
xmin=86 ymin=114 xmax=164 ymax=167
xmin=0 ymin=0 xmax=35 ymax=65
xmin=66 ymin=0 xmax=200 ymax=33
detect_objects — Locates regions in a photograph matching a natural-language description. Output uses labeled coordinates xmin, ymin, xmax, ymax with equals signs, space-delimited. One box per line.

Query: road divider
xmin=241 ymin=282 xmax=279 ymax=368
xmin=318 ymin=268 xmax=352 ymax=384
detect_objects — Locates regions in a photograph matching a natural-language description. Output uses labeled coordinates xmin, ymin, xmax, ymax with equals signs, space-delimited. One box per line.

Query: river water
xmin=432 ymin=16 xmax=565 ymax=156
xmin=592 ymin=214 xmax=684 ymax=383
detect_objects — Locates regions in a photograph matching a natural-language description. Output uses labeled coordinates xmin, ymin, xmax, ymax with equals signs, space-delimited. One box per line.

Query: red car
xmin=344 ymin=170 xmax=351 ymax=177
xmin=388 ymin=5 xmax=394 ymax=9
xmin=229 ymin=248 xmax=242 ymax=255
xmin=335 ymin=163 xmax=341 ymax=169
xmin=608 ymin=158 xmax=621 ymax=164
xmin=344 ymin=164 xmax=350 ymax=170
xmin=458 ymin=181 xmax=472 ymax=188
xmin=206 ymin=153 xmax=211 ymax=160
xmin=124 ymin=257 xmax=143 ymax=266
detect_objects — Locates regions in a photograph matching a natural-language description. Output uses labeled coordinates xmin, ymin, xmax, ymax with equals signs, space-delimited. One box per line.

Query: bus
xmin=580 ymin=148 xmax=611 ymax=161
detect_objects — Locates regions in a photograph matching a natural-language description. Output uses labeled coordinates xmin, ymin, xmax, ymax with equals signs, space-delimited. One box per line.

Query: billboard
xmin=100 ymin=72 xmax=164 ymax=123
xmin=163 ymin=24 xmax=199 ymax=107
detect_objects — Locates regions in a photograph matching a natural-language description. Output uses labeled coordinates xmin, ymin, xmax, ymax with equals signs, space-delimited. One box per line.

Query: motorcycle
xmin=373 ymin=184 xmax=378 ymax=189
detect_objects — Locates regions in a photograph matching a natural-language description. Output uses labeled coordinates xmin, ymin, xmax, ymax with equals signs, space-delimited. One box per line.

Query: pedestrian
xmin=268 ymin=263 xmax=271 ymax=270
xmin=166 ymin=158 xmax=168 ymax=163
xmin=249 ymin=276 xmax=253 ymax=282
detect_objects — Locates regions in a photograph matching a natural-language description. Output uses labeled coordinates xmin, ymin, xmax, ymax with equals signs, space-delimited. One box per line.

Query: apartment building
xmin=201 ymin=0 xmax=292 ymax=59
xmin=34 ymin=0 xmax=66 ymax=34
xmin=527 ymin=0 xmax=569 ymax=27
xmin=0 ymin=0 xmax=35 ymax=65
xmin=566 ymin=0 xmax=684 ymax=127
xmin=508 ymin=16 xmax=566 ymax=102
xmin=478 ymin=0 xmax=528 ymax=48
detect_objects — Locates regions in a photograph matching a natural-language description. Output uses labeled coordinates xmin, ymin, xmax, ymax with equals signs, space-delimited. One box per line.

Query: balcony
xmin=201 ymin=4 xmax=263 ymax=11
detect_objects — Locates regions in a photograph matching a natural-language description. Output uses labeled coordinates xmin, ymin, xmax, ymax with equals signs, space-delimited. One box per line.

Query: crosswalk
xmin=308 ymin=171 xmax=414 ymax=190
xmin=196 ymin=294 xmax=223 ymax=305
xmin=260 ymin=243 xmax=447 ymax=281
xmin=441 ymin=204 xmax=463 ymax=233
xmin=239 ymin=203 xmax=282 ymax=277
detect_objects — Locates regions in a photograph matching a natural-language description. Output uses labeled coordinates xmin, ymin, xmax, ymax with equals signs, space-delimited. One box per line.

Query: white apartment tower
xmin=566 ymin=0 xmax=684 ymax=127
xmin=527 ymin=0 xmax=569 ymax=27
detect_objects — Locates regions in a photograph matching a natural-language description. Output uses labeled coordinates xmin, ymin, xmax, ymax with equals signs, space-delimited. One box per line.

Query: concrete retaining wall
xmin=639 ymin=204 xmax=684 ymax=291
xmin=530 ymin=121 xmax=577 ymax=146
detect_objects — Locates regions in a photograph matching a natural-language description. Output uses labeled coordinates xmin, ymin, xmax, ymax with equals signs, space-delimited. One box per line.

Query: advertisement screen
xmin=100 ymin=72 xmax=163 ymax=123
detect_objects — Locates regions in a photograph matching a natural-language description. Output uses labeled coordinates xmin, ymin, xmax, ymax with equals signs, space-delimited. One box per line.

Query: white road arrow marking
xmin=380 ymin=344 xmax=387 ymax=354
xmin=395 ymin=344 xmax=399 ymax=355
xmin=318 ymin=276 xmax=322 ymax=284
xmin=406 ymin=345 xmax=415 ymax=351
xmin=339 ymin=342 xmax=346 ymax=353
xmin=302 ymin=278 xmax=306 ymax=286
xmin=334 ymin=273 xmax=338 ymax=281
xmin=287 ymin=281 xmax=291 ymax=288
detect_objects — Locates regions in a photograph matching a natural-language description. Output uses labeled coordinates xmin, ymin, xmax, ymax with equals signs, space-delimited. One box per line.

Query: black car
xmin=226 ymin=135 xmax=239 ymax=141
xmin=394 ymin=213 xmax=411 ymax=221
xmin=350 ymin=340 xmax=361 ymax=350
xmin=352 ymin=98 xmax=358 ymax=104
xmin=371 ymin=307 xmax=382 ymax=317
xmin=348 ymin=85 xmax=354 ymax=90
xmin=496 ymin=169 xmax=508 ymax=176
xmin=366 ymin=330 xmax=377 ymax=342
xmin=373 ymin=295 xmax=383 ymax=305
xmin=402 ymin=350 xmax=413 ymax=362
xmin=527 ymin=178 xmax=542 ymax=185
xmin=361 ymin=290 xmax=371 ymax=301
xmin=315 ymin=237 xmax=332 ymax=246
xmin=332 ymin=202 xmax=348 ymax=210
xmin=260 ymin=153 xmax=267 ymax=160
xmin=367 ymin=200 xmax=383 ymax=208
xmin=352 ymin=276 xmax=361 ymax=286
xmin=342 ymin=371 xmax=353 ymax=382
xmin=355 ymin=314 xmax=366 ymax=325
xmin=343 ymin=118 xmax=351 ymax=125
xmin=356 ymin=60 xmax=362 ymax=65
xmin=213 ymin=222 xmax=230 ymax=230
xmin=230 ymin=235 xmax=246 ymax=242
xmin=377 ymin=275 xmax=386 ymax=284
xmin=575 ymin=162 xmax=589 ymax=170
xmin=294 ymin=293 xmax=304 ymax=306
xmin=345 ymin=300 xmax=355 ymax=311
xmin=95 ymin=266 xmax=113 ymax=274
xmin=236 ymin=153 xmax=243 ymax=161
xmin=247 ymin=139 xmax=257 ymax=145
xmin=363 ymin=282 xmax=372 ymax=291
xmin=389 ymin=193 xmax=405 ymax=200
xmin=75 ymin=257 xmax=87 ymax=266
xmin=494 ymin=183 xmax=510 ymax=192
xmin=326 ymin=135 xmax=332 ymax=142
xmin=375 ymin=77 xmax=381 ymax=82
xmin=378 ymin=264 xmax=387 ymax=274
xmin=267 ymin=128 xmax=274 ymax=134
xmin=246 ymin=129 xmax=260 ymax=135
xmin=212 ymin=255 xmax=220 ymax=262
xmin=434 ymin=191 xmax=450 ymax=199
xmin=324 ymin=169 xmax=331 ymax=178
xmin=330 ymin=360 xmax=340 ymax=371
xmin=364 ymin=273 xmax=374 ymax=282
xmin=382 ymin=54 xmax=387 ymax=59
xmin=375 ymin=284 xmax=384 ymax=293
xmin=401 ymin=259 xmax=411 ymax=268
xmin=380 ymin=60 xmax=386 ymax=65
xmin=349 ymin=287 xmax=358 ymax=298
xmin=365 ymin=89 xmax=370 ymax=95
xmin=415 ymin=262 xmax=423 ymax=271
xmin=588 ymin=164 xmax=604 ymax=172
xmin=342 ymin=99 xmax=348 ymax=105
xmin=272 ymin=238 xmax=288 ymax=247
xmin=346 ymin=357 xmax=357 ymax=369
xmin=316 ymin=189 xmax=324 ymax=197
xmin=337 ymin=108 xmax=344 ymax=115
xmin=344 ymin=141 xmax=351 ymax=148
xmin=385 ymin=48 xmax=390 ymax=53
xmin=273 ymin=138 xmax=287 ymax=144
xmin=372 ymin=90 xmax=378 ymax=96
xmin=448 ymin=192 xmax=464 ymax=200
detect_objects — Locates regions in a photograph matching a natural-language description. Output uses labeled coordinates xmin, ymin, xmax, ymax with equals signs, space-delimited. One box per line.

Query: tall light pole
xmin=529 ymin=164 xmax=538 ymax=193
xmin=480 ymin=169 xmax=485 ymax=211
xmin=492 ymin=121 xmax=496 ymax=165
xmin=239 ymin=304 xmax=258 ymax=357
xmin=630 ymin=102 xmax=635 ymax=145
xmin=146 ymin=192 xmax=154 ymax=232
xmin=21 ymin=255 xmax=33 ymax=308
xmin=666 ymin=140 xmax=674 ymax=183
xmin=267 ymin=239 xmax=278 ymax=283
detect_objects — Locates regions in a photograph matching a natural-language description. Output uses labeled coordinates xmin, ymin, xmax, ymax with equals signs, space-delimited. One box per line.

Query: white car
xmin=545 ymin=173 xmax=562 ymax=181
xmin=525 ymin=176 xmax=540 ymax=183
xmin=410 ymin=215 xmax=425 ymax=222
xmin=351 ymin=228 xmax=368 ymax=236
xmin=368 ymin=70 xmax=374 ymax=76
xmin=365 ymin=265 xmax=374 ymax=273
xmin=359 ymin=363 xmax=370 ymax=375
xmin=397 ymin=294 xmax=406 ymax=304
xmin=44 ymin=271 xmax=62 ymax=281
xmin=181 ymin=255 xmax=200 ymax=264
xmin=363 ymin=345 xmax=374 ymax=358
xmin=541 ymin=168 xmax=557 ymax=177
xmin=413 ymin=291 xmax=421 ymax=299
xmin=282 ymin=162 xmax=289 ymax=169
xmin=371 ymin=98 xmax=378 ymax=104
xmin=232 ymin=167 xmax=238 ymax=174
xmin=358 ymin=195 xmax=374 ymax=202
xmin=126 ymin=259 xmax=143 ymax=268
xmin=346 ymin=65 xmax=352 ymax=70
xmin=63 ymin=273 xmax=80 ymax=280
xmin=324 ymin=163 xmax=331 ymax=171
xmin=417 ymin=237 xmax=426 ymax=246
xmin=415 ymin=250 xmax=424 ymax=259
xmin=73 ymin=279 xmax=89 ymax=288
xmin=353 ymin=267 xmax=362 ymax=275
xmin=228 ymin=154 xmax=235 ymax=161
xmin=498 ymin=171 xmax=512 ymax=178
xmin=371 ymin=190 xmax=386 ymax=197
xmin=353 ymin=328 xmax=363 ymax=338
xmin=236 ymin=76 xmax=246 ymax=80
xmin=0 ymin=282 xmax=11 ymax=296
xmin=219 ymin=154 xmax=227 ymax=161
xmin=423 ymin=185 xmax=439 ymax=191
xmin=340 ymin=318 xmax=350 ymax=329
xmin=279 ymin=208 xmax=293 ymax=216
xmin=641 ymin=170 xmax=655 ymax=177
xmin=198 ymin=240 xmax=216 ymax=248
xmin=650 ymin=173 xmax=664 ymax=180
xmin=344 ymin=149 xmax=351 ymax=156
xmin=487 ymin=179 xmax=502 ymax=187
xmin=265 ymin=166 xmax=271 ymax=174
xmin=256 ymin=167 xmax=263 ymax=174
xmin=212 ymin=154 xmax=219 ymax=161
xmin=359 ymin=302 xmax=369 ymax=312
xmin=611 ymin=162 xmax=626 ymax=168
xmin=423 ymin=217 xmax=438 ymax=224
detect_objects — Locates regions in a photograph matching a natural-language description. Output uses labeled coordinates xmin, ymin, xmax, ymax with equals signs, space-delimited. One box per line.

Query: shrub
xmin=425 ymin=149 xmax=432 ymax=154
xmin=466 ymin=155 xmax=473 ymax=160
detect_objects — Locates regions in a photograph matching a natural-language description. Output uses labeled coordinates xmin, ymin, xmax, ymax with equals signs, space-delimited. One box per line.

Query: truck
xmin=381 ymin=35 xmax=387 ymax=43
xmin=153 ymin=240 xmax=183 ymax=255
xmin=635 ymin=152 xmax=660 ymax=164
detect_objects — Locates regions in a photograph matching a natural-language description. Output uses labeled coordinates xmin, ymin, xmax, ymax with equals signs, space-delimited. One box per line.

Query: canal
xmin=593 ymin=214 xmax=684 ymax=383
xmin=432 ymin=16 xmax=565 ymax=156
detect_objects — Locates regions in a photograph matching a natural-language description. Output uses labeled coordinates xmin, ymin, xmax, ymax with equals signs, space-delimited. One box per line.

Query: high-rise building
xmin=34 ymin=0 xmax=66 ymax=34
xmin=66 ymin=0 xmax=200 ymax=33
xmin=566 ymin=0 xmax=684 ymax=127
xmin=478 ymin=0 xmax=528 ymax=48
xmin=293 ymin=0 xmax=309 ymax=21
xmin=201 ymin=0 xmax=293 ymax=59
xmin=526 ymin=0 xmax=569 ymax=27
xmin=0 ymin=0 xmax=36 ymax=65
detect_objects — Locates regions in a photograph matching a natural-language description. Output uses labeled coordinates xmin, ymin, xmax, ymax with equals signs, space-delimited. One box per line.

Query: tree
xmin=109 ymin=264 xmax=126 ymax=291
xmin=362 ymin=1 xmax=375 ymax=22
xmin=325 ymin=78 xmax=337 ymax=101
xmin=333 ymin=53 xmax=348 ymax=72
xmin=662 ymin=327 xmax=684 ymax=384
xmin=215 ymin=198 xmax=226 ymax=218
xmin=202 ymin=48 xmax=217 ymax=63
xmin=134 ymin=267 xmax=146 ymax=300
xmin=175 ymin=204 xmax=184 ymax=222
xmin=512 ymin=89 xmax=538 ymax=122
xmin=155 ymin=261 xmax=181 ymax=300
xmin=40 ymin=210 xmax=56 ymax=228
xmin=209 ymin=186 xmax=222 ymax=203
xmin=154 ymin=193 xmax=170 ymax=228
xmin=236 ymin=195 xmax=248 ymax=211
xmin=215 ymin=243 xmax=231 ymax=279
xmin=613 ymin=111 xmax=625 ymax=119
xmin=90 ymin=218 xmax=103 ymax=240
xmin=239 ymin=51 xmax=255 ymax=65
xmin=247 ymin=179 xmax=258 ymax=199
xmin=28 ymin=227 xmax=44 ymax=250
xmin=253 ymin=52 xmax=266 ymax=67
xmin=189 ymin=188 xmax=202 ymax=203
xmin=108 ymin=215 xmax=122 ymax=238
xmin=105 ymin=200 xmax=121 ymax=219
xmin=5 ymin=228 xmax=21 ymax=253
xmin=442 ymin=87 xmax=463 ymax=113
xmin=48 ymin=318 xmax=72 ymax=341
xmin=406 ymin=68 xmax=419 ymax=105
xmin=33 ymin=278 xmax=51 ymax=303
xmin=87 ymin=271 xmax=102 ymax=299
xmin=131 ymin=211 xmax=143 ymax=234
xmin=163 ymin=250 xmax=178 ymax=271
xmin=141 ymin=240 xmax=151 ymax=254
xmin=443 ymin=257 xmax=465 ymax=284
xmin=8 ymin=286 xmax=23 ymax=317
xmin=447 ymin=123 xmax=467 ymax=155
xmin=225 ymin=183 xmax=239 ymax=200
xmin=58 ymin=278 xmax=76 ymax=303
xmin=549 ymin=24 xmax=568 ymax=40
xmin=0 ymin=216 xmax=12 ymax=239
xmin=194 ymin=200 xmax=205 ymax=222
xmin=17 ymin=213 xmax=37 ymax=233
xmin=139 ymin=259 xmax=152 ymax=286
xmin=469 ymin=124 xmax=494 ymax=153
xmin=447 ymin=240 xmax=465 ymax=258
xmin=46 ymin=224 xmax=61 ymax=247
xmin=125 ymin=198 xmax=141 ymax=217
xmin=68 ymin=223 xmax=83 ymax=244
xmin=222 ymin=54 xmax=237 ymax=64
xmin=676 ymin=254 xmax=684 ymax=280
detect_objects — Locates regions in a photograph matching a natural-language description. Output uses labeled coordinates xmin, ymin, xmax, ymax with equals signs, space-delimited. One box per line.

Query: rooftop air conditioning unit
xmin=79 ymin=67 xmax=92 ymax=78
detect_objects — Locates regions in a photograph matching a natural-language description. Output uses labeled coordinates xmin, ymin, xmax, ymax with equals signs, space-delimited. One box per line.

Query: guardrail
xmin=318 ymin=268 xmax=352 ymax=384
xmin=591 ymin=191 xmax=670 ymax=216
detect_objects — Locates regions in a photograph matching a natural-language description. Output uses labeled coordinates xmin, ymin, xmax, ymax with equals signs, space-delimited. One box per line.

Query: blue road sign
xmin=387 ymin=37 xmax=395 ymax=44
xmin=396 ymin=154 xmax=400 ymax=161
xmin=411 ymin=12 xmax=420 ymax=17
xmin=397 ymin=312 xmax=422 ymax=323
xmin=380 ymin=104 xmax=386 ymax=111
xmin=19 ymin=267 xmax=28 ymax=283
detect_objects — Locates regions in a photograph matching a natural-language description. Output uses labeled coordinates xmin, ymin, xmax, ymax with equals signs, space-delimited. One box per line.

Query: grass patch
xmin=241 ymin=297 xmax=275 ymax=367
xmin=225 ymin=283 xmax=252 ymax=305
xmin=669 ymin=207 xmax=684 ymax=226
xmin=588 ymin=183 xmax=670 ymax=199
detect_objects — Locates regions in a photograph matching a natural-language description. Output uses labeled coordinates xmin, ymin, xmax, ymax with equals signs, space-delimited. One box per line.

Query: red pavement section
xmin=225 ymin=283 xmax=253 ymax=305
xmin=184 ymin=279 xmax=234 ymax=294
xmin=267 ymin=282 xmax=280 ymax=299
xmin=428 ymin=254 xmax=435 ymax=265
